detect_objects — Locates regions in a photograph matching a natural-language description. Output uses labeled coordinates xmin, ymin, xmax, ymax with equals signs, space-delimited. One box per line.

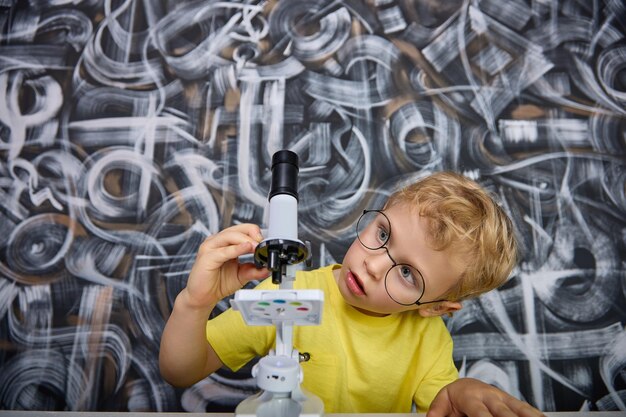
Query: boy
xmin=159 ymin=171 xmax=544 ymax=416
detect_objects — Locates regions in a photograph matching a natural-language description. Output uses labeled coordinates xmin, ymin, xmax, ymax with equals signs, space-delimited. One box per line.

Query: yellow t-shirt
xmin=205 ymin=264 xmax=458 ymax=412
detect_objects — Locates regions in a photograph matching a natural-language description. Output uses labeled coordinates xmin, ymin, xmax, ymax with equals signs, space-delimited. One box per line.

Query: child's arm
xmin=427 ymin=378 xmax=546 ymax=417
xmin=158 ymin=224 xmax=269 ymax=387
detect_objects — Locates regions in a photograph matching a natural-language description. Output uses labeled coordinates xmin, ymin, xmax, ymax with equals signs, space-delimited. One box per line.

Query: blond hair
xmin=386 ymin=171 xmax=517 ymax=301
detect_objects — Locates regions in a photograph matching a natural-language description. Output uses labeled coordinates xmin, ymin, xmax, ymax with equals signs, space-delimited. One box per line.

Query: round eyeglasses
xmin=356 ymin=210 xmax=446 ymax=306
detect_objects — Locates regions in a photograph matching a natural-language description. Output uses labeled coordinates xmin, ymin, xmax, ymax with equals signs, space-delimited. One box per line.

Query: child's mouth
xmin=346 ymin=271 xmax=366 ymax=296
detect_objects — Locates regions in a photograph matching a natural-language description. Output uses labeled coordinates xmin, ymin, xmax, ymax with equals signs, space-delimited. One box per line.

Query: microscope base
xmin=235 ymin=388 xmax=324 ymax=417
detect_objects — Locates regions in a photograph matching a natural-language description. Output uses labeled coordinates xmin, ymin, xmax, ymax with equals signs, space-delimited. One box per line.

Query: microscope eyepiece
xmin=269 ymin=150 xmax=299 ymax=201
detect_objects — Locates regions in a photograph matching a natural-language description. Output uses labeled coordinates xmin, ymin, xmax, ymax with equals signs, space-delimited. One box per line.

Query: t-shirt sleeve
xmin=205 ymin=278 xmax=277 ymax=372
xmin=413 ymin=336 xmax=459 ymax=412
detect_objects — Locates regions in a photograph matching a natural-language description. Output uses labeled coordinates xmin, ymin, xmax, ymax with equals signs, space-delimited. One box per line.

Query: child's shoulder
xmin=295 ymin=264 xmax=340 ymax=289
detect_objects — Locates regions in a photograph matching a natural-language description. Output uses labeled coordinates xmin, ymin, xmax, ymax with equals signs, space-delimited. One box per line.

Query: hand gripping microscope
xmin=230 ymin=150 xmax=325 ymax=417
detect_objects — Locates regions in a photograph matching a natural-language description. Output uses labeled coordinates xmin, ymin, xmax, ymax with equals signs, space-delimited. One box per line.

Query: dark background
xmin=0 ymin=0 xmax=625 ymax=412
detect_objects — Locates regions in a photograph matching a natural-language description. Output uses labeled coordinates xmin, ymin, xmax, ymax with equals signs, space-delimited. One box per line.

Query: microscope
xmin=230 ymin=150 xmax=325 ymax=417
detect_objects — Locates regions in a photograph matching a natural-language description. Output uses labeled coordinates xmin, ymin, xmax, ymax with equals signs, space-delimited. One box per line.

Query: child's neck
xmin=351 ymin=305 xmax=389 ymax=318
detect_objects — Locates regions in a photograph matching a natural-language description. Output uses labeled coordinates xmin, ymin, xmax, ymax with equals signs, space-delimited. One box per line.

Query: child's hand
xmin=183 ymin=224 xmax=270 ymax=309
xmin=427 ymin=378 xmax=546 ymax=417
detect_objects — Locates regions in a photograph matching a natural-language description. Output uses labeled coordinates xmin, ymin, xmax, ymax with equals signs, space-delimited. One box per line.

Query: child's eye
xmin=388 ymin=265 xmax=424 ymax=302
xmin=376 ymin=227 xmax=389 ymax=243
xmin=399 ymin=266 xmax=415 ymax=284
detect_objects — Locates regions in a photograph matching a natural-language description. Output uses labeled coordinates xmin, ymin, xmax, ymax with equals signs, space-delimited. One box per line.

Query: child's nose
xmin=364 ymin=251 xmax=392 ymax=280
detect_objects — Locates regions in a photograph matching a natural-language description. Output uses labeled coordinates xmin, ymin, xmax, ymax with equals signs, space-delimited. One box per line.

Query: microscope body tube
xmin=266 ymin=194 xmax=299 ymax=241
xmin=254 ymin=150 xmax=309 ymax=285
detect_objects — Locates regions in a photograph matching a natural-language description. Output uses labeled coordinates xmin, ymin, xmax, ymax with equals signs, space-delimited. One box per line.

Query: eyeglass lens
xmin=356 ymin=211 xmax=425 ymax=305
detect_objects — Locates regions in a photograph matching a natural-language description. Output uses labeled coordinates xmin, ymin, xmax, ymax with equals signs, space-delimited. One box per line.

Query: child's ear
xmin=418 ymin=301 xmax=462 ymax=317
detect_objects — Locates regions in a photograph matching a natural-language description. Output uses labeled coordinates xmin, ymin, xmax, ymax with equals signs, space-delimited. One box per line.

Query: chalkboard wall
xmin=0 ymin=0 xmax=625 ymax=412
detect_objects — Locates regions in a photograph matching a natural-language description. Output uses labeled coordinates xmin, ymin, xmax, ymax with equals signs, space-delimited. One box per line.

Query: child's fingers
xmin=195 ymin=225 xmax=263 ymax=267
xmin=484 ymin=399 xmax=518 ymax=417
xmin=237 ymin=263 xmax=270 ymax=284
xmin=200 ymin=241 xmax=257 ymax=271
xmin=187 ymin=241 xmax=257 ymax=295
xmin=487 ymin=395 xmax=546 ymax=417
xmin=427 ymin=379 xmax=547 ymax=417
xmin=203 ymin=224 xmax=263 ymax=249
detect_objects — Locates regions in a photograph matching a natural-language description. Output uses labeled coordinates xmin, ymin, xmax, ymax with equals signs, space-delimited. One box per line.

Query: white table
xmin=0 ymin=412 xmax=623 ymax=417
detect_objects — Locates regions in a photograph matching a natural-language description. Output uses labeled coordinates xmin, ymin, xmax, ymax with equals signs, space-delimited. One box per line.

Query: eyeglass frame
xmin=356 ymin=209 xmax=448 ymax=307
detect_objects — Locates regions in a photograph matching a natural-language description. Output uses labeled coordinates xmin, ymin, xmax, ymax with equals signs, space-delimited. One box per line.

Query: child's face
xmin=334 ymin=203 xmax=465 ymax=317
